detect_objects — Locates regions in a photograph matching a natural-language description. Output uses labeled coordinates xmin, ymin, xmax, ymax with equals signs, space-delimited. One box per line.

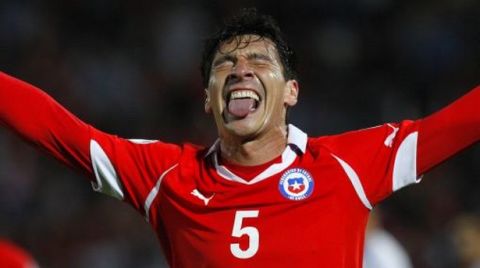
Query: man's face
xmin=205 ymin=35 xmax=298 ymax=139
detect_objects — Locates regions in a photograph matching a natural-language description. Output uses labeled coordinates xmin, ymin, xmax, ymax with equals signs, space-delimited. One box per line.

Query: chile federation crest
xmin=278 ymin=168 xmax=314 ymax=201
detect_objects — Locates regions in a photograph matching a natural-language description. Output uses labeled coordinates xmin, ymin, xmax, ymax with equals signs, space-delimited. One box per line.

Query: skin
xmin=205 ymin=35 xmax=299 ymax=166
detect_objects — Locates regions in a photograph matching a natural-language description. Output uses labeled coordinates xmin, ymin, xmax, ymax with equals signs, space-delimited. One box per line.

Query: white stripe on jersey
xmin=144 ymin=164 xmax=178 ymax=222
xmin=332 ymin=154 xmax=373 ymax=210
xmin=90 ymin=140 xmax=125 ymax=200
xmin=128 ymin=139 xmax=159 ymax=144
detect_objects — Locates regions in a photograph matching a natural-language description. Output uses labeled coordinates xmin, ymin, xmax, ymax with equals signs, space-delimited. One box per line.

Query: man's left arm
xmin=322 ymin=85 xmax=480 ymax=207
xmin=417 ymin=86 xmax=480 ymax=175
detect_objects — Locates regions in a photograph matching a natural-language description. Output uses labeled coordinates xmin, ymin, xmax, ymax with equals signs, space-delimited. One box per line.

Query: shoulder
xmin=179 ymin=142 xmax=208 ymax=160
xmin=112 ymin=139 xmax=207 ymax=172
xmin=122 ymin=139 xmax=205 ymax=155
xmin=306 ymin=124 xmax=380 ymax=148
xmin=307 ymin=123 xmax=403 ymax=150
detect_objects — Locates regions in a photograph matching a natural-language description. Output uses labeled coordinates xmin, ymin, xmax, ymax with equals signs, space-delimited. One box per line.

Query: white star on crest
xmin=291 ymin=181 xmax=302 ymax=190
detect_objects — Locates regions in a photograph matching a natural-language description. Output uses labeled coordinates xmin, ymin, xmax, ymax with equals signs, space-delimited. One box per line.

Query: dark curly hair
xmin=201 ymin=8 xmax=297 ymax=87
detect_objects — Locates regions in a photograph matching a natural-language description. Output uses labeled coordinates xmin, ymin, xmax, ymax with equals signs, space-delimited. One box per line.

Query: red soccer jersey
xmin=1 ymin=72 xmax=479 ymax=267
xmin=87 ymin=123 xmax=420 ymax=267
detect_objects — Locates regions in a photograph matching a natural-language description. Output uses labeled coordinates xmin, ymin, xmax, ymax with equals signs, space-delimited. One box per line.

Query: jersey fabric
xmin=1 ymin=72 xmax=479 ymax=267
xmin=75 ymin=124 xmax=422 ymax=268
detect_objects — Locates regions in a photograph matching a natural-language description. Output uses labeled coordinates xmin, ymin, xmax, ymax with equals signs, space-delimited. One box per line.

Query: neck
xmin=219 ymin=125 xmax=288 ymax=166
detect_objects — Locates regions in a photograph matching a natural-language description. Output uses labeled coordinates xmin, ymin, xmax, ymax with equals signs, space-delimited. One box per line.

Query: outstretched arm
xmin=319 ymin=85 xmax=480 ymax=206
xmin=0 ymin=71 xmax=182 ymax=215
xmin=417 ymin=86 xmax=480 ymax=175
xmin=0 ymin=71 xmax=94 ymax=177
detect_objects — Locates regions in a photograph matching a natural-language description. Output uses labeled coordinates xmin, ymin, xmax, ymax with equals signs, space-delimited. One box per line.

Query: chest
xmin=155 ymin=157 xmax=369 ymax=267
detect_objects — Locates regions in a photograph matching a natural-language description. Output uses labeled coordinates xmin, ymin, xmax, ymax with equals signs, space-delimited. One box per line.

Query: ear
xmin=204 ymin=89 xmax=212 ymax=114
xmin=284 ymin=80 xmax=299 ymax=107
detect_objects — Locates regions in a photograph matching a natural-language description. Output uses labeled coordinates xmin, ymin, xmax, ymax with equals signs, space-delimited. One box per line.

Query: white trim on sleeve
xmin=392 ymin=132 xmax=421 ymax=191
xmin=90 ymin=140 xmax=125 ymax=200
xmin=332 ymin=154 xmax=373 ymax=210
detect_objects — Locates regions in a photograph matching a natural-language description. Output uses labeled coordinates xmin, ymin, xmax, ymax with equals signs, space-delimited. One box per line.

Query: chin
xmin=223 ymin=119 xmax=263 ymax=139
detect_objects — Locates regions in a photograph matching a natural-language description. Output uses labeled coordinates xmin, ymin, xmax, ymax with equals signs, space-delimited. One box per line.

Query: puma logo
xmin=191 ymin=189 xmax=215 ymax=206
xmin=384 ymin=124 xmax=399 ymax=148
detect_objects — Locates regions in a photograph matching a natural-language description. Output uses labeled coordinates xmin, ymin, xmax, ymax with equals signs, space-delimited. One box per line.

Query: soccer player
xmin=0 ymin=8 xmax=479 ymax=267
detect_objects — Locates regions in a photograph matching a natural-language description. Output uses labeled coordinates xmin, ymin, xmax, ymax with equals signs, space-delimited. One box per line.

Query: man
xmin=0 ymin=8 xmax=479 ymax=267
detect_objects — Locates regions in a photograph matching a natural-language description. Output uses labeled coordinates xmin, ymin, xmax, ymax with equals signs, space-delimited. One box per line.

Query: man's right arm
xmin=0 ymin=71 xmax=94 ymax=176
xmin=0 ymin=71 xmax=183 ymax=215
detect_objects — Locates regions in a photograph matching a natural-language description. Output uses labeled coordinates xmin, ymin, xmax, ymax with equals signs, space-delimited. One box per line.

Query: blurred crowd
xmin=0 ymin=0 xmax=479 ymax=267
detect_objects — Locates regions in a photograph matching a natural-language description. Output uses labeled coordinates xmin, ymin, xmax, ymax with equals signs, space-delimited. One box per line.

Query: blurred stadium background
xmin=1 ymin=0 xmax=479 ymax=267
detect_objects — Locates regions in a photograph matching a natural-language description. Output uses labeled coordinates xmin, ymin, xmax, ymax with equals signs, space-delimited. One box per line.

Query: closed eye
xmin=213 ymin=55 xmax=236 ymax=68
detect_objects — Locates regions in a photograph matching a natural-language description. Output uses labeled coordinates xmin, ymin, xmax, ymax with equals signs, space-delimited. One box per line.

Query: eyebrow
xmin=212 ymin=55 xmax=237 ymax=67
xmin=212 ymin=52 xmax=274 ymax=67
xmin=248 ymin=53 xmax=274 ymax=62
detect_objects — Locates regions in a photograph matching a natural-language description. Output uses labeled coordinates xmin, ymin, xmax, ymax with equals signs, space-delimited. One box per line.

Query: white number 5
xmin=230 ymin=210 xmax=259 ymax=259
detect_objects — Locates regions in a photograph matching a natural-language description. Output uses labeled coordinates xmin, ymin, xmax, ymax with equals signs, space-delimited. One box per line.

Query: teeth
xmin=230 ymin=90 xmax=260 ymax=101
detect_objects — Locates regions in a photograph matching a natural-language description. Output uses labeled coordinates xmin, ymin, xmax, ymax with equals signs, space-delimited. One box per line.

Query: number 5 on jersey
xmin=230 ymin=210 xmax=259 ymax=259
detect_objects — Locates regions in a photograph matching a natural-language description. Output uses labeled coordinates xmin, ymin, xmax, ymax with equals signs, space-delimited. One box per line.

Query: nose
xmin=226 ymin=60 xmax=254 ymax=84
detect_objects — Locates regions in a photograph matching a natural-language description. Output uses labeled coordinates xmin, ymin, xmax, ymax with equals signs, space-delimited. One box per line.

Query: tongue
xmin=228 ymin=98 xmax=255 ymax=118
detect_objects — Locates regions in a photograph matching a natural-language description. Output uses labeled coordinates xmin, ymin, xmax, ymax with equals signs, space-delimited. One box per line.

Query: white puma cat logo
xmin=191 ymin=189 xmax=215 ymax=206
xmin=384 ymin=124 xmax=399 ymax=148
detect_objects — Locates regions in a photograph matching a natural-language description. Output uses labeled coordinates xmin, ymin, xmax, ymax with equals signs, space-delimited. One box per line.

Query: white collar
xmin=205 ymin=124 xmax=307 ymax=157
xmin=286 ymin=124 xmax=308 ymax=154
xmin=206 ymin=124 xmax=308 ymax=185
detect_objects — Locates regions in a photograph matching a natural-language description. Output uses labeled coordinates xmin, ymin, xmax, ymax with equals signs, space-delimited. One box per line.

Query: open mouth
xmin=226 ymin=90 xmax=260 ymax=118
